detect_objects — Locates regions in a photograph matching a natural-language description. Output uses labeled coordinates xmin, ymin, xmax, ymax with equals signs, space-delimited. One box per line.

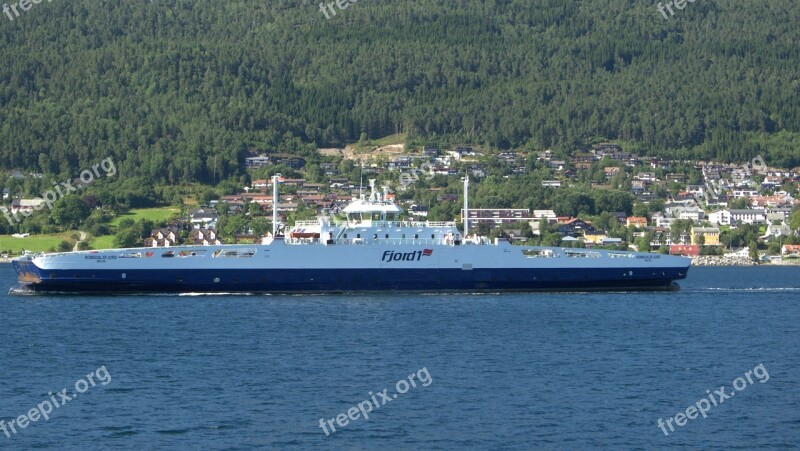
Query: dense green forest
xmin=1 ymin=0 xmax=799 ymax=186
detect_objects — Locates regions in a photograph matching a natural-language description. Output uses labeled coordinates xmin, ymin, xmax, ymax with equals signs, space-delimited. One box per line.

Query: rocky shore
xmin=691 ymin=256 xmax=758 ymax=266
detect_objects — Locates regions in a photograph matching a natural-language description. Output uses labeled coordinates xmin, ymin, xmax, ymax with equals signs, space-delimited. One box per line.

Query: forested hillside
xmin=1 ymin=0 xmax=799 ymax=185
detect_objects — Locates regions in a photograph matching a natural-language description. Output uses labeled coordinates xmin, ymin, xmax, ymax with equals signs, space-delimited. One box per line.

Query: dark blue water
xmin=1 ymin=265 xmax=798 ymax=450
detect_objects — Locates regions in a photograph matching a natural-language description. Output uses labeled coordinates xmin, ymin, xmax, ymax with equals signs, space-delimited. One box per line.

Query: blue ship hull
xmin=12 ymin=259 xmax=687 ymax=293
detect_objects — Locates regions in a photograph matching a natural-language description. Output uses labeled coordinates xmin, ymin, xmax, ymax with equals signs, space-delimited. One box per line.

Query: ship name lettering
xmin=381 ymin=250 xmax=423 ymax=262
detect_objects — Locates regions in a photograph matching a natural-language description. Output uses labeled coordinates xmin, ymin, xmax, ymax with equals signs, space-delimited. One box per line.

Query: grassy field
xmin=351 ymin=133 xmax=407 ymax=153
xmin=110 ymin=207 xmax=181 ymax=227
xmin=0 ymin=231 xmax=81 ymax=254
xmin=0 ymin=207 xmax=183 ymax=254
xmin=89 ymin=235 xmax=116 ymax=250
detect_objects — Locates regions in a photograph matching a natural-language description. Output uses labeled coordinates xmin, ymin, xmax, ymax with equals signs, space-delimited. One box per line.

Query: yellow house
xmin=583 ymin=231 xmax=608 ymax=244
xmin=691 ymin=227 xmax=720 ymax=246
xmin=626 ymin=216 xmax=648 ymax=228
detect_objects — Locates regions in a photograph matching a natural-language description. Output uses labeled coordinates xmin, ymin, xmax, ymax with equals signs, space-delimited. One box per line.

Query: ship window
xmin=178 ymin=250 xmax=207 ymax=257
xmin=431 ymin=234 xmax=435 ymax=239
xmin=522 ymin=249 xmax=556 ymax=258
xmin=221 ymin=249 xmax=256 ymax=258
xmin=414 ymin=234 xmax=418 ymax=239
xmin=343 ymin=234 xmax=348 ymax=239
xmin=357 ymin=234 xmax=361 ymax=239
xmin=564 ymin=250 xmax=601 ymax=258
xmin=608 ymin=252 xmax=634 ymax=258
xmin=385 ymin=234 xmax=389 ymax=239
xmin=402 ymin=234 xmax=406 ymax=239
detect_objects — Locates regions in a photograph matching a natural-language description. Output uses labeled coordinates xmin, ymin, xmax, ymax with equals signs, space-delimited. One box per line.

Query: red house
xmin=669 ymin=244 xmax=699 ymax=257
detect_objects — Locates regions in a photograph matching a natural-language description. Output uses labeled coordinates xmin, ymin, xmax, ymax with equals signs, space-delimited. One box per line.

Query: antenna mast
xmin=272 ymin=174 xmax=280 ymax=236
xmin=463 ymin=175 xmax=469 ymax=237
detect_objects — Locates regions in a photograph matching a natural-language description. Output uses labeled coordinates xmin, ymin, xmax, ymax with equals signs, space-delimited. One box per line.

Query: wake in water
xmin=689 ymin=287 xmax=800 ymax=293
xmin=8 ymin=285 xmax=37 ymax=296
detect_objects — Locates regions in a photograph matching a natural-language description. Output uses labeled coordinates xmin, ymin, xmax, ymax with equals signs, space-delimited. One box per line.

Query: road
xmin=73 ymin=231 xmax=87 ymax=251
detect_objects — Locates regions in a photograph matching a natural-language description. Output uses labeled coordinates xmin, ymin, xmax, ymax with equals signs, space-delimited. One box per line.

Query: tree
xmin=694 ymin=233 xmax=705 ymax=246
xmin=114 ymin=229 xmax=139 ymax=248
xmin=790 ymin=209 xmax=800 ymax=232
xmin=58 ymin=240 xmax=72 ymax=252
xmin=632 ymin=203 xmax=649 ymax=218
xmin=51 ymin=196 xmax=91 ymax=229
xmin=250 ymin=217 xmax=271 ymax=236
xmin=199 ymin=189 xmax=219 ymax=206
xmin=749 ymin=241 xmax=759 ymax=261
xmin=729 ymin=198 xmax=750 ymax=210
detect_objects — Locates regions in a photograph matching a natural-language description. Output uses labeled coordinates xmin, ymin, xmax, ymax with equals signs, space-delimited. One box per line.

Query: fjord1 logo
xmin=381 ymin=249 xmax=433 ymax=262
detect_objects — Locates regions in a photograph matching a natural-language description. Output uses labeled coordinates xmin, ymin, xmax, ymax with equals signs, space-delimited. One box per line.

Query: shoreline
xmin=691 ymin=256 xmax=800 ymax=266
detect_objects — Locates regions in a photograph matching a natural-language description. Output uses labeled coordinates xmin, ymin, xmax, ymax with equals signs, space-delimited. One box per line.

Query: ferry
xmin=12 ymin=176 xmax=691 ymax=294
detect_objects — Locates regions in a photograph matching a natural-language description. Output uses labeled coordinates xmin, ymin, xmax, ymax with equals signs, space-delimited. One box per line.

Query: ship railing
xmin=349 ymin=220 xmax=458 ymax=229
xmin=293 ymin=220 xmax=321 ymax=228
xmin=426 ymin=221 xmax=456 ymax=228
xmin=334 ymin=238 xmax=441 ymax=246
xmin=374 ymin=238 xmax=442 ymax=246
xmin=335 ymin=238 xmax=367 ymax=245
xmin=285 ymin=238 xmax=319 ymax=245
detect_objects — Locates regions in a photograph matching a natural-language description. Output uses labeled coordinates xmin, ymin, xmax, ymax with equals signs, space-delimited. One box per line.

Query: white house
xmin=652 ymin=213 xmax=674 ymax=228
xmin=189 ymin=208 xmax=219 ymax=230
xmin=666 ymin=205 xmax=705 ymax=222
xmin=708 ymin=210 xmax=732 ymax=226
xmin=533 ymin=210 xmax=557 ymax=221
xmin=11 ymin=198 xmax=46 ymax=214
xmin=730 ymin=209 xmax=766 ymax=225
xmin=763 ymin=223 xmax=792 ymax=239
xmin=732 ymin=190 xmax=758 ymax=198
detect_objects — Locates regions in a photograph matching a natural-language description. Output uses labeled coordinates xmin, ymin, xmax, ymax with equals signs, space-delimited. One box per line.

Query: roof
xmin=342 ymin=199 xmax=403 ymax=215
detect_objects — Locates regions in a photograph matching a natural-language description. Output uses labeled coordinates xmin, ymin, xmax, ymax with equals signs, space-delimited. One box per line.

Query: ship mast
xmin=272 ymin=173 xmax=280 ymax=236
xmin=463 ymin=174 xmax=469 ymax=237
